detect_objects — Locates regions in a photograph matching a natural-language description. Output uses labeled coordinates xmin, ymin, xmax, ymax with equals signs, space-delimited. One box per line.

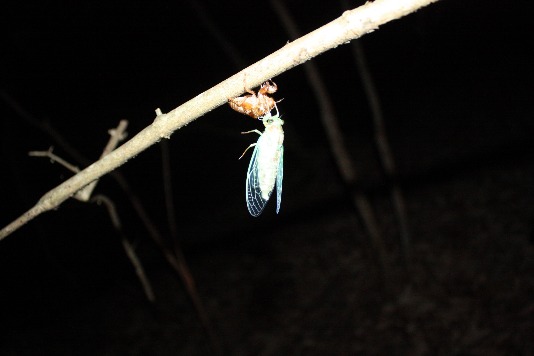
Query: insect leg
xmin=239 ymin=143 xmax=256 ymax=160
xmin=241 ymin=129 xmax=262 ymax=135
xmin=239 ymin=129 xmax=262 ymax=159
xmin=272 ymin=102 xmax=280 ymax=117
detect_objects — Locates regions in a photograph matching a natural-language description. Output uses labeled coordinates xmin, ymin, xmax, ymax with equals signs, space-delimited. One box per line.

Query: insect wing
xmin=276 ymin=145 xmax=284 ymax=214
xmin=246 ymin=136 xmax=269 ymax=217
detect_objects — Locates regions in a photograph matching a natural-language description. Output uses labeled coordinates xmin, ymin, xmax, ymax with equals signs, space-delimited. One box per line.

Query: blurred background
xmin=1 ymin=0 xmax=532 ymax=354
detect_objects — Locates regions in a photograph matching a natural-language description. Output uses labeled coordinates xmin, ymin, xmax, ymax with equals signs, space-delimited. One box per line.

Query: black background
xmin=1 ymin=0 xmax=533 ymax=354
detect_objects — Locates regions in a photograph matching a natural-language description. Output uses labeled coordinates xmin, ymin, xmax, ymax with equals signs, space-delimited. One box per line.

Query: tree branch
xmin=0 ymin=0 xmax=439 ymax=240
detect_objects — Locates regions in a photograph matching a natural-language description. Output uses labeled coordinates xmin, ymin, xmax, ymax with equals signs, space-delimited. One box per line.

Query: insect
xmin=240 ymin=107 xmax=284 ymax=216
xmin=229 ymin=80 xmax=278 ymax=119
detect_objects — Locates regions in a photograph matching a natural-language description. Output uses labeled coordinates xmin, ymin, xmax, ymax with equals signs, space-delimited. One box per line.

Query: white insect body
xmin=241 ymin=111 xmax=284 ymax=217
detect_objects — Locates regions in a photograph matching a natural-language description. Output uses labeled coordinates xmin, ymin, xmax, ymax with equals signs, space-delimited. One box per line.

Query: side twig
xmin=28 ymin=147 xmax=80 ymax=174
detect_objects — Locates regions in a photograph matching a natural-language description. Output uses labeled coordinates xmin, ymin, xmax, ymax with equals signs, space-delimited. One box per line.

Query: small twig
xmin=158 ymin=108 xmax=178 ymax=243
xmin=102 ymin=120 xmax=128 ymax=158
xmin=158 ymin=114 xmax=221 ymax=352
xmin=28 ymin=147 xmax=89 ymax=202
xmin=28 ymin=147 xmax=80 ymax=174
xmin=76 ymin=120 xmax=128 ymax=201
xmin=336 ymin=0 xmax=413 ymax=263
xmin=349 ymin=38 xmax=412 ymax=263
xmin=139 ymin=204 xmax=223 ymax=354
xmin=271 ymin=0 xmax=391 ymax=285
xmin=160 ymin=140 xmax=180 ymax=248
xmin=1 ymin=0 xmax=440 ymax=240
xmin=92 ymin=194 xmax=156 ymax=302
xmin=28 ymin=121 xmax=128 ymax=203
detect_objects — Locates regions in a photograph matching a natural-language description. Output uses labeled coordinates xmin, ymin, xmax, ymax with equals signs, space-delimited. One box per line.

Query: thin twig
xmin=102 ymin=121 xmax=128 ymax=157
xmin=1 ymin=0 xmax=440 ymax=240
xmin=29 ymin=147 xmax=80 ymax=174
xmin=160 ymin=141 xmax=180 ymax=248
xmin=271 ymin=0 xmax=390 ymax=283
xmin=134 ymin=200 xmax=223 ymax=354
xmin=349 ymin=39 xmax=413 ymax=264
xmin=76 ymin=120 xmax=129 ymax=201
xmin=28 ymin=121 xmax=128 ymax=202
xmin=92 ymin=194 xmax=156 ymax=302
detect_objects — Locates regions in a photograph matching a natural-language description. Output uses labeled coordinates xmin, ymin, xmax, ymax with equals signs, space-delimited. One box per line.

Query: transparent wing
xmin=246 ymin=137 xmax=269 ymax=217
xmin=276 ymin=145 xmax=284 ymax=214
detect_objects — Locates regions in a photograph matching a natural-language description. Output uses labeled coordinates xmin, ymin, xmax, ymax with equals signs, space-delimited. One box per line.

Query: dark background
xmin=1 ymin=0 xmax=532 ymax=354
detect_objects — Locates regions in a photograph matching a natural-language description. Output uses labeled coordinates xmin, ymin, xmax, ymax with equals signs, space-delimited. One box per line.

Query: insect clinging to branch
xmin=239 ymin=105 xmax=284 ymax=217
xmin=228 ymin=80 xmax=279 ymax=119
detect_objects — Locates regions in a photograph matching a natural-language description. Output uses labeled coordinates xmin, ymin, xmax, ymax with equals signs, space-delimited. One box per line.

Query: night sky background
xmin=1 ymin=0 xmax=533 ymax=354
